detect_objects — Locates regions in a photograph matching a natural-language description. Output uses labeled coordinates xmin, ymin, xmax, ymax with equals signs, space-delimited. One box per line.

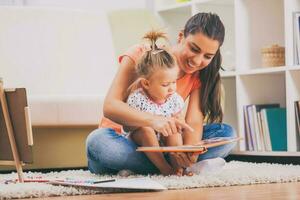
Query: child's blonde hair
xmin=136 ymin=30 xmax=177 ymax=78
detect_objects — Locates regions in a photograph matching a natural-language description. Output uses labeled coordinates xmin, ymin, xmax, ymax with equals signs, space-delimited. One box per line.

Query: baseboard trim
xmin=226 ymin=154 xmax=300 ymax=165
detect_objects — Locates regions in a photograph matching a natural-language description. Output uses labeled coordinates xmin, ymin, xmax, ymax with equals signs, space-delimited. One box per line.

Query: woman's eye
xmin=191 ymin=47 xmax=198 ymax=53
xmin=205 ymin=55 xmax=212 ymax=60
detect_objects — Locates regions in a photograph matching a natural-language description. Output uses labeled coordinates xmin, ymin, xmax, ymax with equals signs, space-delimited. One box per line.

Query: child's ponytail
xmin=136 ymin=30 xmax=176 ymax=78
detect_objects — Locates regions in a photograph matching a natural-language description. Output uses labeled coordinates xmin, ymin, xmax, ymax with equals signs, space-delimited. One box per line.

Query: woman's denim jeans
xmin=86 ymin=123 xmax=236 ymax=174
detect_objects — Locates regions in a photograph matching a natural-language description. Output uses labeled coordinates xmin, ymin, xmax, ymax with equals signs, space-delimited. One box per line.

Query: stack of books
xmin=243 ymin=104 xmax=287 ymax=151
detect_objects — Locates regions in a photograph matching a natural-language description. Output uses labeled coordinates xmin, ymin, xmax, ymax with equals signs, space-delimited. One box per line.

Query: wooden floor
xmin=31 ymin=182 xmax=300 ymax=200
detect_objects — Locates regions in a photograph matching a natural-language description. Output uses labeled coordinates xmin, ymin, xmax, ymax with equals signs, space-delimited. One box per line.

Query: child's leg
xmin=130 ymin=127 xmax=174 ymax=176
xmin=163 ymin=134 xmax=185 ymax=176
xmin=163 ymin=133 xmax=183 ymax=146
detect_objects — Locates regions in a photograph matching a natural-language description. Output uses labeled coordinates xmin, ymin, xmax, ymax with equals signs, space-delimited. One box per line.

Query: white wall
xmin=0 ymin=1 xmax=155 ymax=125
xmin=0 ymin=0 xmax=150 ymax=96
xmin=0 ymin=6 xmax=115 ymax=95
xmin=1 ymin=0 xmax=148 ymax=12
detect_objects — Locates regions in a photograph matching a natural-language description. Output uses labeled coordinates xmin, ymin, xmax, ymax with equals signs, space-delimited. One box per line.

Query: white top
xmin=126 ymin=88 xmax=184 ymax=117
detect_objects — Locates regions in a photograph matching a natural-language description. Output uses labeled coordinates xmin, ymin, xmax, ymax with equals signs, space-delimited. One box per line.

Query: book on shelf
xmin=256 ymin=104 xmax=280 ymax=151
xmin=293 ymin=12 xmax=300 ymax=65
xmin=243 ymin=104 xmax=280 ymax=151
xmin=243 ymin=105 xmax=252 ymax=151
xmin=295 ymin=101 xmax=300 ymax=147
xmin=261 ymin=108 xmax=287 ymax=151
xmin=136 ymin=137 xmax=241 ymax=153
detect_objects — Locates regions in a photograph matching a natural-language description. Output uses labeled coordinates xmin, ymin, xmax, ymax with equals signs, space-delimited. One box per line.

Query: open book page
xmin=49 ymin=177 xmax=166 ymax=191
xmin=136 ymin=137 xmax=241 ymax=153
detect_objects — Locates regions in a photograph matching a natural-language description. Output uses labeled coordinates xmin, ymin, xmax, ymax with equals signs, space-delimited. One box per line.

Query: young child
xmin=124 ymin=31 xmax=185 ymax=175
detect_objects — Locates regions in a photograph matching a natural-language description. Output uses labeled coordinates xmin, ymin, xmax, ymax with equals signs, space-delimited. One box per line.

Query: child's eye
xmin=162 ymin=83 xmax=169 ymax=87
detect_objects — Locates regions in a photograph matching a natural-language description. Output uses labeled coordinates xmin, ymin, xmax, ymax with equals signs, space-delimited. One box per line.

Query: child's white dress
xmin=125 ymin=88 xmax=185 ymax=141
xmin=127 ymin=88 xmax=184 ymax=117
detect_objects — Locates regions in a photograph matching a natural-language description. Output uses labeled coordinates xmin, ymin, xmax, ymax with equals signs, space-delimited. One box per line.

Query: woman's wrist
xmin=145 ymin=113 xmax=156 ymax=127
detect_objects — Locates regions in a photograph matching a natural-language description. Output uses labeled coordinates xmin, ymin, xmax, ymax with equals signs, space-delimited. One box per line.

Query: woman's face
xmin=174 ymin=31 xmax=220 ymax=75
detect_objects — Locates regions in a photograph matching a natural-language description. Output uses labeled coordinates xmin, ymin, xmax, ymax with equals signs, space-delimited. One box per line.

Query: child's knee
xmin=137 ymin=127 xmax=156 ymax=136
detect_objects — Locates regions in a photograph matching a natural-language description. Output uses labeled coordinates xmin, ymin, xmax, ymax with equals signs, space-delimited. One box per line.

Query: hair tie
xmin=151 ymin=49 xmax=164 ymax=55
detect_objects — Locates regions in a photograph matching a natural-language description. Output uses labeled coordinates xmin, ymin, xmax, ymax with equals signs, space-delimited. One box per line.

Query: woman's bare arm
xmin=103 ymin=56 xmax=153 ymax=127
xmin=103 ymin=56 xmax=193 ymax=134
xmin=167 ymin=88 xmax=204 ymax=172
xmin=183 ymin=88 xmax=204 ymax=145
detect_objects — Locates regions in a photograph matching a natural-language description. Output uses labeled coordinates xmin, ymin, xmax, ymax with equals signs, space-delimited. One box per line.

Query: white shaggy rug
xmin=1 ymin=161 xmax=300 ymax=199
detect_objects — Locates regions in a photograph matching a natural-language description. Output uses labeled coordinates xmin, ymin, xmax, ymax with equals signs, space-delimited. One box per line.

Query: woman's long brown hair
xmin=183 ymin=13 xmax=225 ymax=123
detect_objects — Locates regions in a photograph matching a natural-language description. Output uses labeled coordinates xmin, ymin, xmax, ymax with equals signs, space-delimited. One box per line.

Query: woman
xmin=86 ymin=12 xmax=236 ymax=176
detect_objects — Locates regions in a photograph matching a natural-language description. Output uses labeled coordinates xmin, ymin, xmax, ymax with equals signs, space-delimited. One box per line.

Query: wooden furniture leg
xmin=0 ymin=79 xmax=24 ymax=182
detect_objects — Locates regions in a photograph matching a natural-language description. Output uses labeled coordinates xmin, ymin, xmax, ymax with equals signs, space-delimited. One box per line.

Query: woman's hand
xmin=149 ymin=115 xmax=194 ymax=137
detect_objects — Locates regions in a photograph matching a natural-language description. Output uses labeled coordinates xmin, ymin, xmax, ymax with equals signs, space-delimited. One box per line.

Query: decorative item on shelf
xmin=261 ymin=44 xmax=285 ymax=67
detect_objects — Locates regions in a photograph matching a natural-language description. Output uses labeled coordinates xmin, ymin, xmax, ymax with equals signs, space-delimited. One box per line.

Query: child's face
xmin=144 ymin=67 xmax=179 ymax=104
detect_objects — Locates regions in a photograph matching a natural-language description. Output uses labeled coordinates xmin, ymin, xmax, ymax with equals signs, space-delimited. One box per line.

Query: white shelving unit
xmin=154 ymin=0 xmax=300 ymax=156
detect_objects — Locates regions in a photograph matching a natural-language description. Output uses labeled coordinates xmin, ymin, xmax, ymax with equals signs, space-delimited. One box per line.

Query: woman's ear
xmin=140 ymin=78 xmax=150 ymax=90
xmin=177 ymin=31 xmax=184 ymax=43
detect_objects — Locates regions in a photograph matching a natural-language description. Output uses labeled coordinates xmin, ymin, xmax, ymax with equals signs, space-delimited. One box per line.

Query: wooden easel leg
xmin=15 ymin=162 xmax=24 ymax=182
xmin=0 ymin=79 xmax=24 ymax=182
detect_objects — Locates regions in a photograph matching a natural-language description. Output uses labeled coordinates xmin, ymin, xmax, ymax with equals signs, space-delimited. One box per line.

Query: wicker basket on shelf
xmin=261 ymin=44 xmax=285 ymax=67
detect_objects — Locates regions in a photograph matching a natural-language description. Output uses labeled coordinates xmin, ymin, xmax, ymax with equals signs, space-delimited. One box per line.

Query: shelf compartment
xmin=193 ymin=0 xmax=235 ymax=71
xmin=286 ymin=70 xmax=300 ymax=151
xmin=238 ymin=73 xmax=286 ymax=106
xmin=284 ymin=0 xmax=300 ymax=66
xmin=235 ymin=0 xmax=285 ymax=70
xmin=222 ymin=76 xmax=238 ymax=134
xmin=156 ymin=3 xmax=192 ymax=44
xmin=236 ymin=73 xmax=286 ymax=151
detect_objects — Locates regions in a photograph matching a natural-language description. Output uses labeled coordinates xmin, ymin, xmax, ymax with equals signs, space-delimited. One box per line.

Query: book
xmin=243 ymin=105 xmax=252 ymax=151
xmin=49 ymin=177 xmax=167 ymax=191
xmin=261 ymin=108 xmax=287 ymax=151
xmin=136 ymin=137 xmax=241 ymax=153
xmin=295 ymin=101 xmax=300 ymax=150
xmin=243 ymin=104 xmax=280 ymax=151
xmin=246 ymin=105 xmax=258 ymax=151
xmin=255 ymin=104 xmax=280 ymax=150
xmin=293 ymin=12 xmax=300 ymax=65
xmin=296 ymin=101 xmax=300 ymax=137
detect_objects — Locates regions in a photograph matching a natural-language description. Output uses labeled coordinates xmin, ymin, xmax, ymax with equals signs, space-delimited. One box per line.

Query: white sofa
xmin=0 ymin=6 xmax=117 ymax=126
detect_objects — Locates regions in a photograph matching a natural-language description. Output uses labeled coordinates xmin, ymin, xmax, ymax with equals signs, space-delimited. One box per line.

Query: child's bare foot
xmin=184 ymin=170 xmax=193 ymax=176
xmin=160 ymin=166 xmax=184 ymax=176
xmin=160 ymin=166 xmax=175 ymax=176
xmin=174 ymin=168 xmax=183 ymax=176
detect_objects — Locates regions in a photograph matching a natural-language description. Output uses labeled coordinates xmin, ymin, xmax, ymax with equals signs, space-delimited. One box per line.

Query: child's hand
xmin=150 ymin=115 xmax=194 ymax=137
xmin=172 ymin=112 xmax=186 ymax=134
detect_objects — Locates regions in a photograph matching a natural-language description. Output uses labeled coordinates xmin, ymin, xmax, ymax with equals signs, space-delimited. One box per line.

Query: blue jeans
xmin=86 ymin=123 xmax=236 ymax=175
